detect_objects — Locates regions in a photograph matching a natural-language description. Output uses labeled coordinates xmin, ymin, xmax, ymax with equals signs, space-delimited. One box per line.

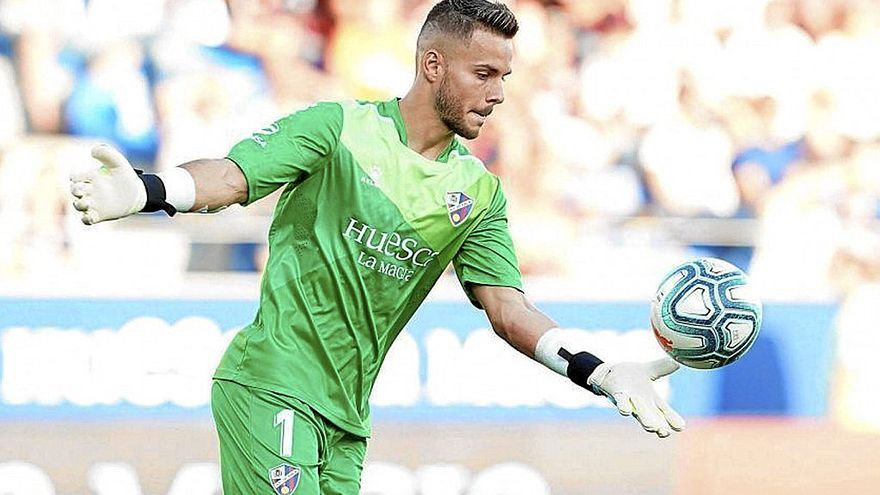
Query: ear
xmin=422 ymin=49 xmax=444 ymax=84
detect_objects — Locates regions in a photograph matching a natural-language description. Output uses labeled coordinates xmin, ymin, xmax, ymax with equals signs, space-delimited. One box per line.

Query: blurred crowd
xmin=0 ymin=0 xmax=878 ymax=302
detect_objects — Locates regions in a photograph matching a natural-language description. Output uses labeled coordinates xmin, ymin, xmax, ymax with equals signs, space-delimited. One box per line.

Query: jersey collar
xmin=376 ymin=98 xmax=459 ymax=163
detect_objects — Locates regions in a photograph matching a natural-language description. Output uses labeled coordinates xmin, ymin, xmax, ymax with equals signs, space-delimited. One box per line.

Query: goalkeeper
xmin=69 ymin=1 xmax=684 ymax=493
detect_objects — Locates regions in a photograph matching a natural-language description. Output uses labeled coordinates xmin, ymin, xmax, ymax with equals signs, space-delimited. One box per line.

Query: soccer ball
xmin=650 ymin=257 xmax=762 ymax=369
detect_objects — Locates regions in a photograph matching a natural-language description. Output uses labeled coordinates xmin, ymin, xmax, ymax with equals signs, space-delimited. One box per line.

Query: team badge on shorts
xmin=445 ymin=191 xmax=474 ymax=227
xmin=269 ymin=464 xmax=301 ymax=494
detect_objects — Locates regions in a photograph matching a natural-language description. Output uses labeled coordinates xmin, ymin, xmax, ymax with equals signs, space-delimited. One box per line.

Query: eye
xmin=476 ymin=72 xmax=489 ymax=80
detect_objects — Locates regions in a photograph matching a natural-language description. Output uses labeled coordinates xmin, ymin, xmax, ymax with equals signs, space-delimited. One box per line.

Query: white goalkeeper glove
xmin=536 ymin=328 xmax=685 ymax=438
xmin=587 ymin=358 xmax=685 ymax=438
xmin=69 ymin=145 xmax=146 ymax=225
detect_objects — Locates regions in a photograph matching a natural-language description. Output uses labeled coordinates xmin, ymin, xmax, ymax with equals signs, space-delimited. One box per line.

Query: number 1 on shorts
xmin=274 ymin=409 xmax=294 ymax=457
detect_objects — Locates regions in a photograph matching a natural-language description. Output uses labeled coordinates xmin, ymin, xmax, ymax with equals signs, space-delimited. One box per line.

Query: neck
xmin=398 ymin=87 xmax=455 ymax=161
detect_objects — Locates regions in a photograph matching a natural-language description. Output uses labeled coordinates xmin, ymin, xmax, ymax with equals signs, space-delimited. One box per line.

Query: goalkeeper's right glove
xmin=69 ymin=145 xmax=146 ymax=225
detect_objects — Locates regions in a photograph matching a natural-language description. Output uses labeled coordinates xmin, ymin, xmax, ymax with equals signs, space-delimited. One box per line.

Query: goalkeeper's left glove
xmin=581 ymin=357 xmax=685 ymax=438
xmin=536 ymin=329 xmax=685 ymax=438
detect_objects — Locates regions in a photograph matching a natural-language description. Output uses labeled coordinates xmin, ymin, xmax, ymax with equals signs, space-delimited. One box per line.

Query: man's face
xmin=434 ymin=28 xmax=513 ymax=140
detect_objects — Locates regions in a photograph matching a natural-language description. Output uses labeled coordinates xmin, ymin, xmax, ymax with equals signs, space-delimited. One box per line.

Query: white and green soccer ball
xmin=650 ymin=257 xmax=762 ymax=369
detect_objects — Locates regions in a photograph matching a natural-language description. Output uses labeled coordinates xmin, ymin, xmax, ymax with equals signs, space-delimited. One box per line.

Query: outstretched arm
xmin=181 ymin=158 xmax=248 ymax=212
xmin=472 ymin=284 xmax=686 ymax=438
xmin=70 ymin=145 xmax=247 ymax=225
xmin=471 ymin=284 xmax=556 ymax=357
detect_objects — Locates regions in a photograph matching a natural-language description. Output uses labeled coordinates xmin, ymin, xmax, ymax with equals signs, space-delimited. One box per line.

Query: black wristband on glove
xmin=135 ymin=169 xmax=178 ymax=216
xmin=558 ymin=348 xmax=604 ymax=396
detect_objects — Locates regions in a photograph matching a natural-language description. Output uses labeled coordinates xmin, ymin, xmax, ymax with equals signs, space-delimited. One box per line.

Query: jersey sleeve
xmin=453 ymin=182 xmax=524 ymax=308
xmin=227 ymin=101 xmax=343 ymax=205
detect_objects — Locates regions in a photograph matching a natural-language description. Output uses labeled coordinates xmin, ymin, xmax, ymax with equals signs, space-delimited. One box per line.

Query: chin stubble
xmin=435 ymin=77 xmax=477 ymax=140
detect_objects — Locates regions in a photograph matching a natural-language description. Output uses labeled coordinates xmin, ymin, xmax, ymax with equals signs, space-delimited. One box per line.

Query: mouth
xmin=470 ymin=109 xmax=492 ymax=124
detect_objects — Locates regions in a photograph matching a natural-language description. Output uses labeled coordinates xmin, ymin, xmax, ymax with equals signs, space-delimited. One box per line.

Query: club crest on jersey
xmin=446 ymin=191 xmax=473 ymax=227
xmin=269 ymin=464 xmax=301 ymax=495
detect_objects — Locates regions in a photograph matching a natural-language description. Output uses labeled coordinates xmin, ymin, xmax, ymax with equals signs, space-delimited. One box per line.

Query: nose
xmin=487 ymin=78 xmax=504 ymax=105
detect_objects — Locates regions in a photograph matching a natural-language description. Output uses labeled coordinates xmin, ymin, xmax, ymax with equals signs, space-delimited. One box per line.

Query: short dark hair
xmin=419 ymin=0 xmax=519 ymax=44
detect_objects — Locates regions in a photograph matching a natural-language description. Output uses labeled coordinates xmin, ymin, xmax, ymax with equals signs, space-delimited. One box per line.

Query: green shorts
xmin=210 ymin=379 xmax=367 ymax=495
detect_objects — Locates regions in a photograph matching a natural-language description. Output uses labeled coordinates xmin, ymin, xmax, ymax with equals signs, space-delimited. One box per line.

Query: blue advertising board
xmin=0 ymin=299 xmax=837 ymax=421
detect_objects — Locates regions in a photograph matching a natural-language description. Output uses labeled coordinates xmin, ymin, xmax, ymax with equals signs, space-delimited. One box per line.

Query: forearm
xmin=472 ymin=285 xmax=558 ymax=359
xmin=473 ymin=285 xmax=684 ymax=437
xmin=71 ymin=145 xmax=251 ymax=225
xmin=496 ymin=300 xmax=604 ymax=383
xmin=485 ymin=292 xmax=556 ymax=358
xmin=178 ymin=158 xmax=248 ymax=212
xmin=473 ymin=285 xmax=604 ymax=387
xmin=144 ymin=158 xmax=247 ymax=215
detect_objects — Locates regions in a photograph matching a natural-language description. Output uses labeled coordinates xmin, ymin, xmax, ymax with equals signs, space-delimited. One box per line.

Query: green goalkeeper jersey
xmin=214 ymin=98 xmax=522 ymax=437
